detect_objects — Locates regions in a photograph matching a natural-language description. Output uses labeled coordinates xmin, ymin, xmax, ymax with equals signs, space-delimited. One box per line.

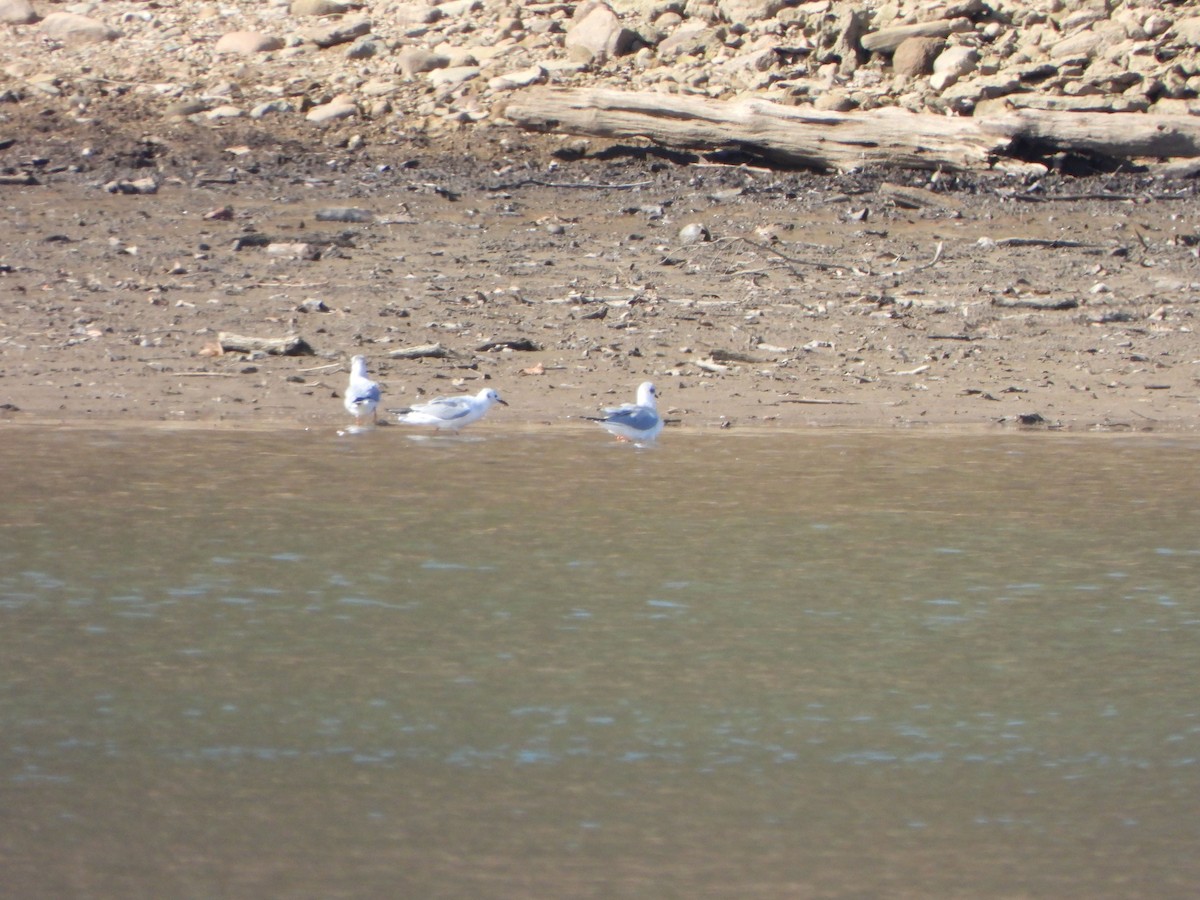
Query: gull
xmin=343 ymin=355 xmax=381 ymax=427
xmin=392 ymin=387 xmax=507 ymax=432
xmin=587 ymin=381 xmax=663 ymax=444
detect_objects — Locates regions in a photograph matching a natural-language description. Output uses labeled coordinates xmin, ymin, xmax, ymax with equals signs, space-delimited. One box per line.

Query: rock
xmin=392 ymin=3 xmax=443 ymax=26
xmin=250 ymin=100 xmax=294 ymax=118
xmin=427 ymin=66 xmax=480 ymax=88
xmin=290 ymin=0 xmax=348 ymax=14
xmin=396 ymin=48 xmax=449 ymax=76
xmin=1048 ymin=28 xmax=1104 ymax=61
xmin=861 ymin=19 xmax=971 ymax=55
xmin=104 ymin=177 xmax=159 ymax=195
xmin=206 ymin=105 xmax=245 ymax=120
xmin=164 ymin=99 xmax=213 ymax=117
xmin=436 ymin=0 xmax=482 ymax=15
xmin=215 ymin=32 xmax=285 ymax=55
xmin=39 ymin=12 xmax=120 ymax=44
xmin=488 ymin=64 xmax=547 ymax=92
xmin=930 ymin=45 xmax=978 ymax=91
xmin=813 ymin=89 xmax=857 ymax=112
xmin=717 ymin=0 xmax=788 ymax=24
xmin=0 ymin=0 xmax=38 ymax=26
xmin=315 ymin=207 xmax=374 ymax=223
xmin=565 ymin=3 xmax=639 ymax=61
xmin=266 ymin=242 xmax=321 ymax=260
xmin=306 ymin=17 xmax=371 ymax=49
xmin=827 ymin=7 xmax=868 ymax=75
xmin=306 ymin=99 xmax=358 ymax=123
xmin=345 ymin=38 xmax=378 ymax=60
xmin=1172 ymin=16 xmax=1200 ymax=48
xmin=658 ymin=21 xmax=716 ymax=59
xmin=893 ymin=37 xmax=944 ymax=78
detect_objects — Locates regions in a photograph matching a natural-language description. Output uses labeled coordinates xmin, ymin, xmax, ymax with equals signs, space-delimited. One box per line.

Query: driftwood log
xmin=387 ymin=342 xmax=465 ymax=360
xmin=501 ymin=88 xmax=1200 ymax=172
xmin=217 ymin=332 xmax=313 ymax=355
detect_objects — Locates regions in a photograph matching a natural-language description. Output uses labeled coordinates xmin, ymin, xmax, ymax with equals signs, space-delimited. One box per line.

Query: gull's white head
xmin=350 ymin=355 xmax=369 ymax=377
xmin=636 ymin=382 xmax=658 ymax=408
xmin=479 ymin=388 xmax=508 ymax=406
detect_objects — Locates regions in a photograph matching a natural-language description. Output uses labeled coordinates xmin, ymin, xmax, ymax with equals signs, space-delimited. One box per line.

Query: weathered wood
xmin=502 ymin=88 xmax=998 ymax=172
xmin=217 ymin=332 xmax=313 ymax=355
xmin=502 ymin=88 xmax=1200 ymax=173
xmin=979 ymin=109 xmax=1200 ymax=160
xmin=388 ymin=342 xmax=463 ymax=360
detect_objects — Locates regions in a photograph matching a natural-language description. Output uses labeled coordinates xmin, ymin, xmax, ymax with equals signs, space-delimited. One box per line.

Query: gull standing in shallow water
xmin=587 ymin=381 xmax=664 ymax=444
xmin=343 ymin=355 xmax=381 ymax=427
xmin=391 ymin=387 xmax=507 ymax=432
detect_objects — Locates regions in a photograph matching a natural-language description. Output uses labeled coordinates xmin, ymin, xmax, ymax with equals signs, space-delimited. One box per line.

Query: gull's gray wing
xmin=352 ymin=383 xmax=381 ymax=404
xmin=603 ymin=404 xmax=658 ymax=430
xmin=420 ymin=396 xmax=476 ymax=421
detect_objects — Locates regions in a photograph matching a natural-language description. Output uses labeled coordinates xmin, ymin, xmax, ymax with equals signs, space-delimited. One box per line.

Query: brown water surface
xmin=2 ymin=428 xmax=1198 ymax=897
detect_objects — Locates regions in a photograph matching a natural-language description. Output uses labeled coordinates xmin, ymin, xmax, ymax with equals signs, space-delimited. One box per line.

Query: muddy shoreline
xmin=3 ymin=114 xmax=1200 ymax=434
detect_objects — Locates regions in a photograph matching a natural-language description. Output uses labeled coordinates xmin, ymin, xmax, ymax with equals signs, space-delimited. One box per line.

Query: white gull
xmin=392 ymin=387 xmax=507 ymax=432
xmin=343 ymin=355 xmax=381 ymax=427
xmin=587 ymin=382 xmax=663 ymax=444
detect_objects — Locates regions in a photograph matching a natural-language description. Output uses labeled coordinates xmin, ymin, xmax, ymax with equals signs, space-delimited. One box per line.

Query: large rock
xmin=862 ymin=19 xmax=971 ymax=55
xmin=290 ymin=0 xmax=348 ymax=15
xmin=565 ymin=4 xmax=639 ymax=61
xmin=657 ymin=21 xmax=715 ymax=59
xmin=215 ymin=32 xmax=285 ymax=55
xmin=930 ymin=45 xmax=978 ymax=91
xmin=306 ymin=17 xmax=372 ymax=48
xmin=306 ymin=97 xmax=358 ymax=123
xmin=392 ymin=3 xmax=443 ymax=26
xmin=39 ymin=12 xmax=120 ymax=44
xmin=396 ymin=48 xmax=450 ymax=76
xmin=893 ymin=37 xmax=944 ymax=78
xmin=1171 ymin=16 xmax=1200 ymax=47
xmin=717 ymin=0 xmax=788 ymax=25
xmin=0 ymin=0 xmax=38 ymax=26
xmin=1048 ymin=28 xmax=1104 ymax=60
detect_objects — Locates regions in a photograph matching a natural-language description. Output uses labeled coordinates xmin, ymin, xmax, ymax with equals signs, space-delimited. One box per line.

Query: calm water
xmin=2 ymin=426 xmax=1199 ymax=898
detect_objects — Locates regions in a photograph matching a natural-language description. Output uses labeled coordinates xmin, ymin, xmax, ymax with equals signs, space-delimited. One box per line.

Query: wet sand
xmin=3 ymin=115 xmax=1199 ymax=433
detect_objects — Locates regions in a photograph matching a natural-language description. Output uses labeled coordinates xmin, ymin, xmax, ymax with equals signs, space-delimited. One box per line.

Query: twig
xmin=487 ymin=178 xmax=653 ymax=191
xmin=912 ymin=240 xmax=944 ymax=272
xmin=735 ymin=237 xmax=842 ymax=272
xmin=780 ymin=397 xmax=859 ymax=405
xmin=992 ymin=237 xmax=1099 ymax=249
